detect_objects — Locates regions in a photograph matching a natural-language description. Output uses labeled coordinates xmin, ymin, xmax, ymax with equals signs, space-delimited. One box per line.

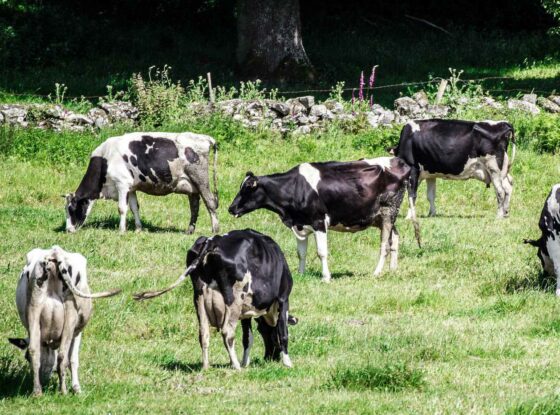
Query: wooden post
xmin=207 ymin=72 xmax=215 ymax=104
xmin=435 ymin=79 xmax=448 ymax=105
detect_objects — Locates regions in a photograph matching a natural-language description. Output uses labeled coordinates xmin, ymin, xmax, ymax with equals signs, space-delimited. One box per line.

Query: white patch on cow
xmin=241 ymin=175 xmax=251 ymax=188
xmin=547 ymin=185 xmax=560 ymax=216
xmin=408 ymin=120 xmax=421 ymax=132
xmin=419 ymin=155 xmax=494 ymax=181
xmin=363 ymin=156 xmax=392 ymax=170
xmin=145 ymin=143 xmax=155 ymax=154
xmin=299 ymin=163 xmax=321 ymax=193
xmin=482 ymin=120 xmax=508 ymax=126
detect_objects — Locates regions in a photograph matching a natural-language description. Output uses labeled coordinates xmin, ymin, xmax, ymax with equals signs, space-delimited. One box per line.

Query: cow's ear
xmin=187 ymin=236 xmax=209 ymax=265
xmin=8 ymin=338 xmax=28 ymax=350
xmin=473 ymin=125 xmax=495 ymax=140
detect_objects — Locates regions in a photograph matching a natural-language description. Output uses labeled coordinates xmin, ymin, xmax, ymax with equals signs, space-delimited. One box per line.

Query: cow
xmin=133 ymin=229 xmax=296 ymax=369
xmin=8 ymin=246 xmax=121 ymax=396
xmin=227 ymin=157 xmax=420 ymax=282
xmin=389 ymin=119 xmax=515 ymax=220
xmin=65 ymin=132 xmax=219 ymax=234
xmin=524 ymin=184 xmax=560 ymax=296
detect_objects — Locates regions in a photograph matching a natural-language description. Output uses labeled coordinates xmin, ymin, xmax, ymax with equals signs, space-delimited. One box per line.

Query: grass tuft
xmin=327 ymin=362 xmax=425 ymax=392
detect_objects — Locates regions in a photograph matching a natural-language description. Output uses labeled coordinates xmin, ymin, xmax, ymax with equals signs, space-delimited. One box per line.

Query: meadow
xmin=1 ymin=119 xmax=560 ymax=414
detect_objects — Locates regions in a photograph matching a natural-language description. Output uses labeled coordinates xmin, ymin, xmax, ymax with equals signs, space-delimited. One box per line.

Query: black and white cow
xmin=133 ymin=229 xmax=296 ymax=369
xmin=228 ymin=157 xmax=419 ymax=282
xmin=390 ymin=119 xmax=515 ymax=219
xmin=524 ymin=184 xmax=560 ymax=296
xmin=65 ymin=132 xmax=219 ymax=233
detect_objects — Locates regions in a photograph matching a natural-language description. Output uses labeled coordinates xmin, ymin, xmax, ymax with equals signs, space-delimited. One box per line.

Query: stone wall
xmin=1 ymin=92 xmax=558 ymax=134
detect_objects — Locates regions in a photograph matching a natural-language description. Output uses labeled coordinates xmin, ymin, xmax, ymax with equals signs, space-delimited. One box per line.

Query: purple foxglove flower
xmin=359 ymin=71 xmax=365 ymax=101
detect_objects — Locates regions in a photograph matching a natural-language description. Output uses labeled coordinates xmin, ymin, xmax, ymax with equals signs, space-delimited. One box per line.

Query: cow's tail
xmin=507 ymin=129 xmax=516 ymax=174
xmin=59 ymin=271 xmax=121 ymax=299
xmin=523 ymin=238 xmax=540 ymax=247
xmin=133 ymin=261 xmax=198 ymax=301
xmin=212 ymin=140 xmax=219 ymax=209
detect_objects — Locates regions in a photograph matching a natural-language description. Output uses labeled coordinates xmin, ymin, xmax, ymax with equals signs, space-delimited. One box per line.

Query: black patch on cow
xmin=75 ymin=157 xmax=108 ymax=200
xmin=128 ymin=136 xmax=179 ymax=184
xmin=130 ymin=155 xmax=138 ymax=167
xmin=122 ymin=155 xmax=129 ymax=163
xmin=185 ymin=147 xmax=200 ymax=164
xmin=75 ymin=272 xmax=81 ymax=285
xmin=67 ymin=265 xmax=72 ymax=277
xmin=139 ymin=174 xmax=146 ymax=182
xmin=128 ymin=169 xmax=134 ymax=178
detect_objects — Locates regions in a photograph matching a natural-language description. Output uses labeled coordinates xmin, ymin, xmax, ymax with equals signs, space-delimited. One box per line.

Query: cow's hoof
xmin=281 ymin=352 xmax=293 ymax=368
xmin=32 ymin=389 xmax=42 ymax=397
xmin=186 ymin=226 xmax=195 ymax=235
xmin=321 ymin=276 xmax=331 ymax=283
xmin=72 ymin=385 xmax=81 ymax=394
xmin=231 ymin=363 xmax=241 ymax=370
xmin=555 ymin=288 xmax=560 ymax=297
xmin=428 ymin=211 xmax=436 ymax=217
xmin=135 ymin=228 xmax=143 ymax=233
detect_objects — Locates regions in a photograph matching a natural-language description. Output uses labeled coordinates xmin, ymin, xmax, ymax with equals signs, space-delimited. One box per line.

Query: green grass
xmin=1 ymin=122 xmax=560 ymax=414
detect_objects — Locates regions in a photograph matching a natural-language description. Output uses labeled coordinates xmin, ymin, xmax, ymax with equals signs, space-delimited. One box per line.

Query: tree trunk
xmin=236 ymin=0 xmax=314 ymax=81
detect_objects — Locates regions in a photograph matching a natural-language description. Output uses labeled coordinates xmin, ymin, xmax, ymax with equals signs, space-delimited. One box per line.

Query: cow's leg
xmin=241 ymin=319 xmax=253 ymax=368
xmin=502 ymin=174 xmax=513 ymax=218
xmin=27 ymin=310 xmax=43 ymax=396
xmin=314 ymin=230 xmax=331 ymax=282
xmin=426 ymin=178 xmax=437 ymax=217
xmin=69 ymin=333 xmax=82 ymax=394
xmin=256 ymin=317 xmax=277 ymax=361
xmin=117 ymin=187 xmax=129 ymax=233
xmin=221 ymin=317 xmax=241 ymax=370
xmin=374 ymin=218 xmax=392 ymax=276
xmin=195 ymin=294 xmax=211 ymax=369
xmin=186 ymin=194 xmax=200 ymax=235
xmin=406 ymin=167 xmax=420 ymax=220
xmin=389 ymin=226 xmax=400 ymax=270
xmin=487 ymin=159 xmax=507 ymax=218
xmin=198 ymin=186 xmax=219 ymax=233
xmin=277 ymin=300 xmax=292 ymax=368
xmin=127 ymin=191 xmax=142 ymax=232
xmin=57 ymin=304 xmax=78 ymax=395
xmin=296 ymin=234 xmax=309 ymax=274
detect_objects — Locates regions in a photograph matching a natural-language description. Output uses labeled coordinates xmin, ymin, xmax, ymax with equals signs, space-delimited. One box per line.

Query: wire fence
xmin=0 ymin=75 xmax=556 ymax=101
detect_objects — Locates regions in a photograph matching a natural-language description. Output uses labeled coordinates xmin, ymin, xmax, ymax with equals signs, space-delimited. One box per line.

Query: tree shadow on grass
xmin=54 ymin=217 xmax=186 ymax=234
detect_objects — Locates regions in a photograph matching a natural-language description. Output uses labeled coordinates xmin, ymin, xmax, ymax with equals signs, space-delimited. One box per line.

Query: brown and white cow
xmin=8 ymin=246 xmax=121 ymax=396
xmin=65 ymin=132 xmax=219 ymax=233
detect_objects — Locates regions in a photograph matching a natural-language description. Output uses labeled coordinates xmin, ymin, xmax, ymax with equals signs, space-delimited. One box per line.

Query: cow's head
xmin=228 ymin=172 xmax=266 ymax=218
xmin=65 ymin=193 xmax=94 ymax=233
xmin=8 ymin=338 xmax=57 ymax=385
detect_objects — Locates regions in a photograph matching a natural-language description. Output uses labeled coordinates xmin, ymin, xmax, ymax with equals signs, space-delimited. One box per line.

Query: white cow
xmin=8 ymin=246 xmax=121 ymax=396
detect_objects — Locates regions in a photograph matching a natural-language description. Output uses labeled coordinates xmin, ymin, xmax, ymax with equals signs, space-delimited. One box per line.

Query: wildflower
xmin=369 ymin=65 xmax=377 ymax=88
xmin=359 ymin=71 xmax=365 ymax=101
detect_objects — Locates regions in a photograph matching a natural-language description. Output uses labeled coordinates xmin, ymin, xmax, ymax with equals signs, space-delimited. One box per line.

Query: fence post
xmin=207 ymin=72 xmax=215 ymax=104
xmin=435 ymin=79 xmax=448 ymax=105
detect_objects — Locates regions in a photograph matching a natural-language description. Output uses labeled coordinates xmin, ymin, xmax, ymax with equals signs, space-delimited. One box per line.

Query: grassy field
xmin=1 ymin=124 xmax=560 ymax=414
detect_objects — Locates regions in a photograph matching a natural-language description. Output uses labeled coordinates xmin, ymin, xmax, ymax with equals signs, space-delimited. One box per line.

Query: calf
xmin=8 ymin=246 xmax=121 ymax=396
xmin=134 ymin=229 xmax=295 ymax=369
xmin=391 ymin=119 xmax=515 ymax=219
xmin=228 ymin=157 xmax=419 ymax=282
xmin=524 ymin=184 xmax=560 ymax=296
xmin=65 ymin=132 xmax=219 ymax=233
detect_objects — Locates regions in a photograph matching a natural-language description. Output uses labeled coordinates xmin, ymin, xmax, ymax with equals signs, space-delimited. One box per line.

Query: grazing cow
xmin=134 ymin=229 xmax=296 ymax=369
xmin=65 ymin=132 xmax=219 ymax=233
xmin=390 ymin=119 xmax=515 ymax=219
xmin=228 ymin=157 xmax=419 ymax=282
xmin=524 ymin=184 xmax=560 ymax=296
xmin=8 ymin=246 xmax=121 ymax=396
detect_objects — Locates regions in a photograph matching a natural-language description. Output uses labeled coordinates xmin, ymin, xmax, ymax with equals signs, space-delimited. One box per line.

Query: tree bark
xmin=236 ymin=0 xmax=314 ymax=81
